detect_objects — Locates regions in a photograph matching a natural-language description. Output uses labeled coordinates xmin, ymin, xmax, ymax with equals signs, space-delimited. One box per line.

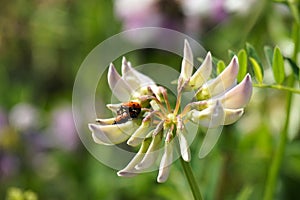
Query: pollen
xmin=166 ymin=113 xmax=176 ymax=124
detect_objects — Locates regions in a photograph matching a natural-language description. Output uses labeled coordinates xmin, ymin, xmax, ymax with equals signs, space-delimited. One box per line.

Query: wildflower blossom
xmin=114 ymin=0 xmax=258 ymax=41
xmin=88 ymin=40 xmax=252 ymax=182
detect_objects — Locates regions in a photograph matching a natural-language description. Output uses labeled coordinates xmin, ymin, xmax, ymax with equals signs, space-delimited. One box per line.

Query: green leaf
xmin=228 ymin=49 xmax=236 ymax=59
xmin=285 ymin=57 xmax=300 ymax=80
xmin=249 ymin=57 xmax=263 ymax=84
xmin=272 ymin=46 xmax=285 ymax=84
xmin=217 ymin=60 xmax=226 ymax=75
xmin=246 ymin=43 xmax=264 ymax=76
xmin=237 ymin=49 xmax=247 ymax=82
xmin=272 ymin=0 xmax=287 ymax=3
xmin=264 ymin=46 xmax=273 ymax=68
xmin=236 ymin=186 xmax=253 ymax=200
xmin=211 ymin=56 xmax=220 ymax=66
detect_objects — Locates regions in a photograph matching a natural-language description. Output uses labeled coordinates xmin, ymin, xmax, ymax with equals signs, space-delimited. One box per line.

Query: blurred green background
xmin=0 ymin=0 xmax=300 ymax=199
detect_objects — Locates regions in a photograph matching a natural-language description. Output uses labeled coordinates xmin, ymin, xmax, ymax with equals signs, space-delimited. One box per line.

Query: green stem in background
xmin=253 ymin=83 xmax=300 ymax=94
xmin=179 ymin=157 xmax=203 ymax=200
xmin=288 ymin=0 xmax=300 ymax=27
xmin=263 ymin=77 xmax=294 ymax=200
xmin=263 ymin=5 xmax=299 ymax=199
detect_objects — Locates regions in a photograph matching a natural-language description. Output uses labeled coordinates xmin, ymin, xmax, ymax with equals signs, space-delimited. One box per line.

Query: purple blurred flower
xmin=212 ymin=0 xmax=227 ymax=21
xmin=0 ymin=153 xmax=19 ymax=179
xmin=114 ymin=0 xmax=257 ymax=40
xmin=115 ymin=0 xmax=163 ymax=29
xmin=114 ymin=0 xmax=184 ymax=43
xmin=47 ymin=105 xmax=78 ymax=151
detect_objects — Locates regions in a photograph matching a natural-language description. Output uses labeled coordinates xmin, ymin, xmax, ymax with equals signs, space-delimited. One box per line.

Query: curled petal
xmin=223 ymin=108 xmax=244 ymax=125
xmin=189 ymin=52 xmax=212 ymax=89
xmin=188 ymin=100 xmax=225 ymax=128
xmin=117 ymin=138 xmax=152 ymax=177
xmin=135 ymin=133 xmax=162 ymax=170
xmin=106 ymin=103 xmax=122 ymax=113
xmin=198 ymin=56 xmax=239 ymax=98
xmin=108 ymin=63 xmax=133 ymax=101
xmin=88 ymin=121 xmax=138 ymax=145
xmin=177 ymin=116 xmax=190 ymax=162
xmin=179 ymin=39 xmax=193 ymax=81
xmin=121 ymin=57 xmax=131 ymax=76
xmin=157 ymin=141 xmax=174 ymax=183
xmin=127 ymin=120 xmax=151 ymax=147
xmin=95 ymin=117 xmax=116 ymax=125
xmin=178 ymin=130 xmax=191 ymax=162
xmin=121 ymin=57 xmax=156 ymax=89
xmin=221 ymin=74 xmax=252 ymax=109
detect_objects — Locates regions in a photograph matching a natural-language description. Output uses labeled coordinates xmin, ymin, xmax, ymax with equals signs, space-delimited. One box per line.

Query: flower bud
xmin=179 ymin=39 xmax=193 ymax=81
xmin=108 ymin=63 xmax=132 ymax=101
xmin=196 ymin=56 xmax=239 ymax=99
xmin=189 ymin=52 xmax=212 ymax=89
xmin=221 ymin=74 xmax=252 ymax=109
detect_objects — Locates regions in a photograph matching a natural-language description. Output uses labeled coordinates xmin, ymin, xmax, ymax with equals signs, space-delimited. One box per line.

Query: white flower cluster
xmin=89 ymin=40 xmax=252 ymax=182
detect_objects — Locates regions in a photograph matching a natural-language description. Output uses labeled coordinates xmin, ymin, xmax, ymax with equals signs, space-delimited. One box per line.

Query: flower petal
xmin=117 ymin=138 xmax=152 ymax=177
xmin=223 ymin=108 xmax=244 ymax=125
xmin=135 ymin=133 xmax=162 ymax=170
xmin=178 ymin=130 xmax=191 ymax=162
xmin=127 ymin=120 xmax=151 ymax=147
xmin=157 ymin=141 xmax=174 ymax=183
xmin=179 ymin=39 xmax=193 ymax=81
xmin=188 ymin=100 xmax=225 ymax=128
xmin=189 ymin=52 xmax=212 ymax=89
xmin=108 ymin=63 xmax=133 ymax=101
xmin=88 ymin=121 xmax=138 ymax=145
xmin=177 ymin=116 xmax=190 ymax=162
xmin=121 ymin=57 xmax=156 ymax=89
xmin=95 ymin=117 xmax=116 ymax=125
xmin=199 ymin=126 xmax=222 ymax=158
xmin=197 ymin=56 xmax=239 ymax=99
xmin=106 ymin=103 xmax=122 ymax=113
xmin=221 ymin=74 xmax=252 ymax=109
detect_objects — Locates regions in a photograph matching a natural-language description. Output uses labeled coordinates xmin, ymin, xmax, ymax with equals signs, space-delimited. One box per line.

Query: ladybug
xmin=113 ymin=112 xmax=130 ymax=124
xmin=113 ymin=101 xmax=142 ymax=124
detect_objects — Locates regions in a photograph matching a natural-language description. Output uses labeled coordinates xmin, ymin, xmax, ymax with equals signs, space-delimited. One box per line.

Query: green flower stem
xmin=263 ymin=77 xmax=294 ymax=200
xmin=263 ymin=8 xmax=298 ymax=199
xmin=179 ymin=157 xmax=203 ymax=200
xmin=292 ymin=21 xmax=300 ymax=61
xmin=253 ymin=83 xmax=300 ymax=94
xmin=288 ymin=0 xmax=300 ymax=26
